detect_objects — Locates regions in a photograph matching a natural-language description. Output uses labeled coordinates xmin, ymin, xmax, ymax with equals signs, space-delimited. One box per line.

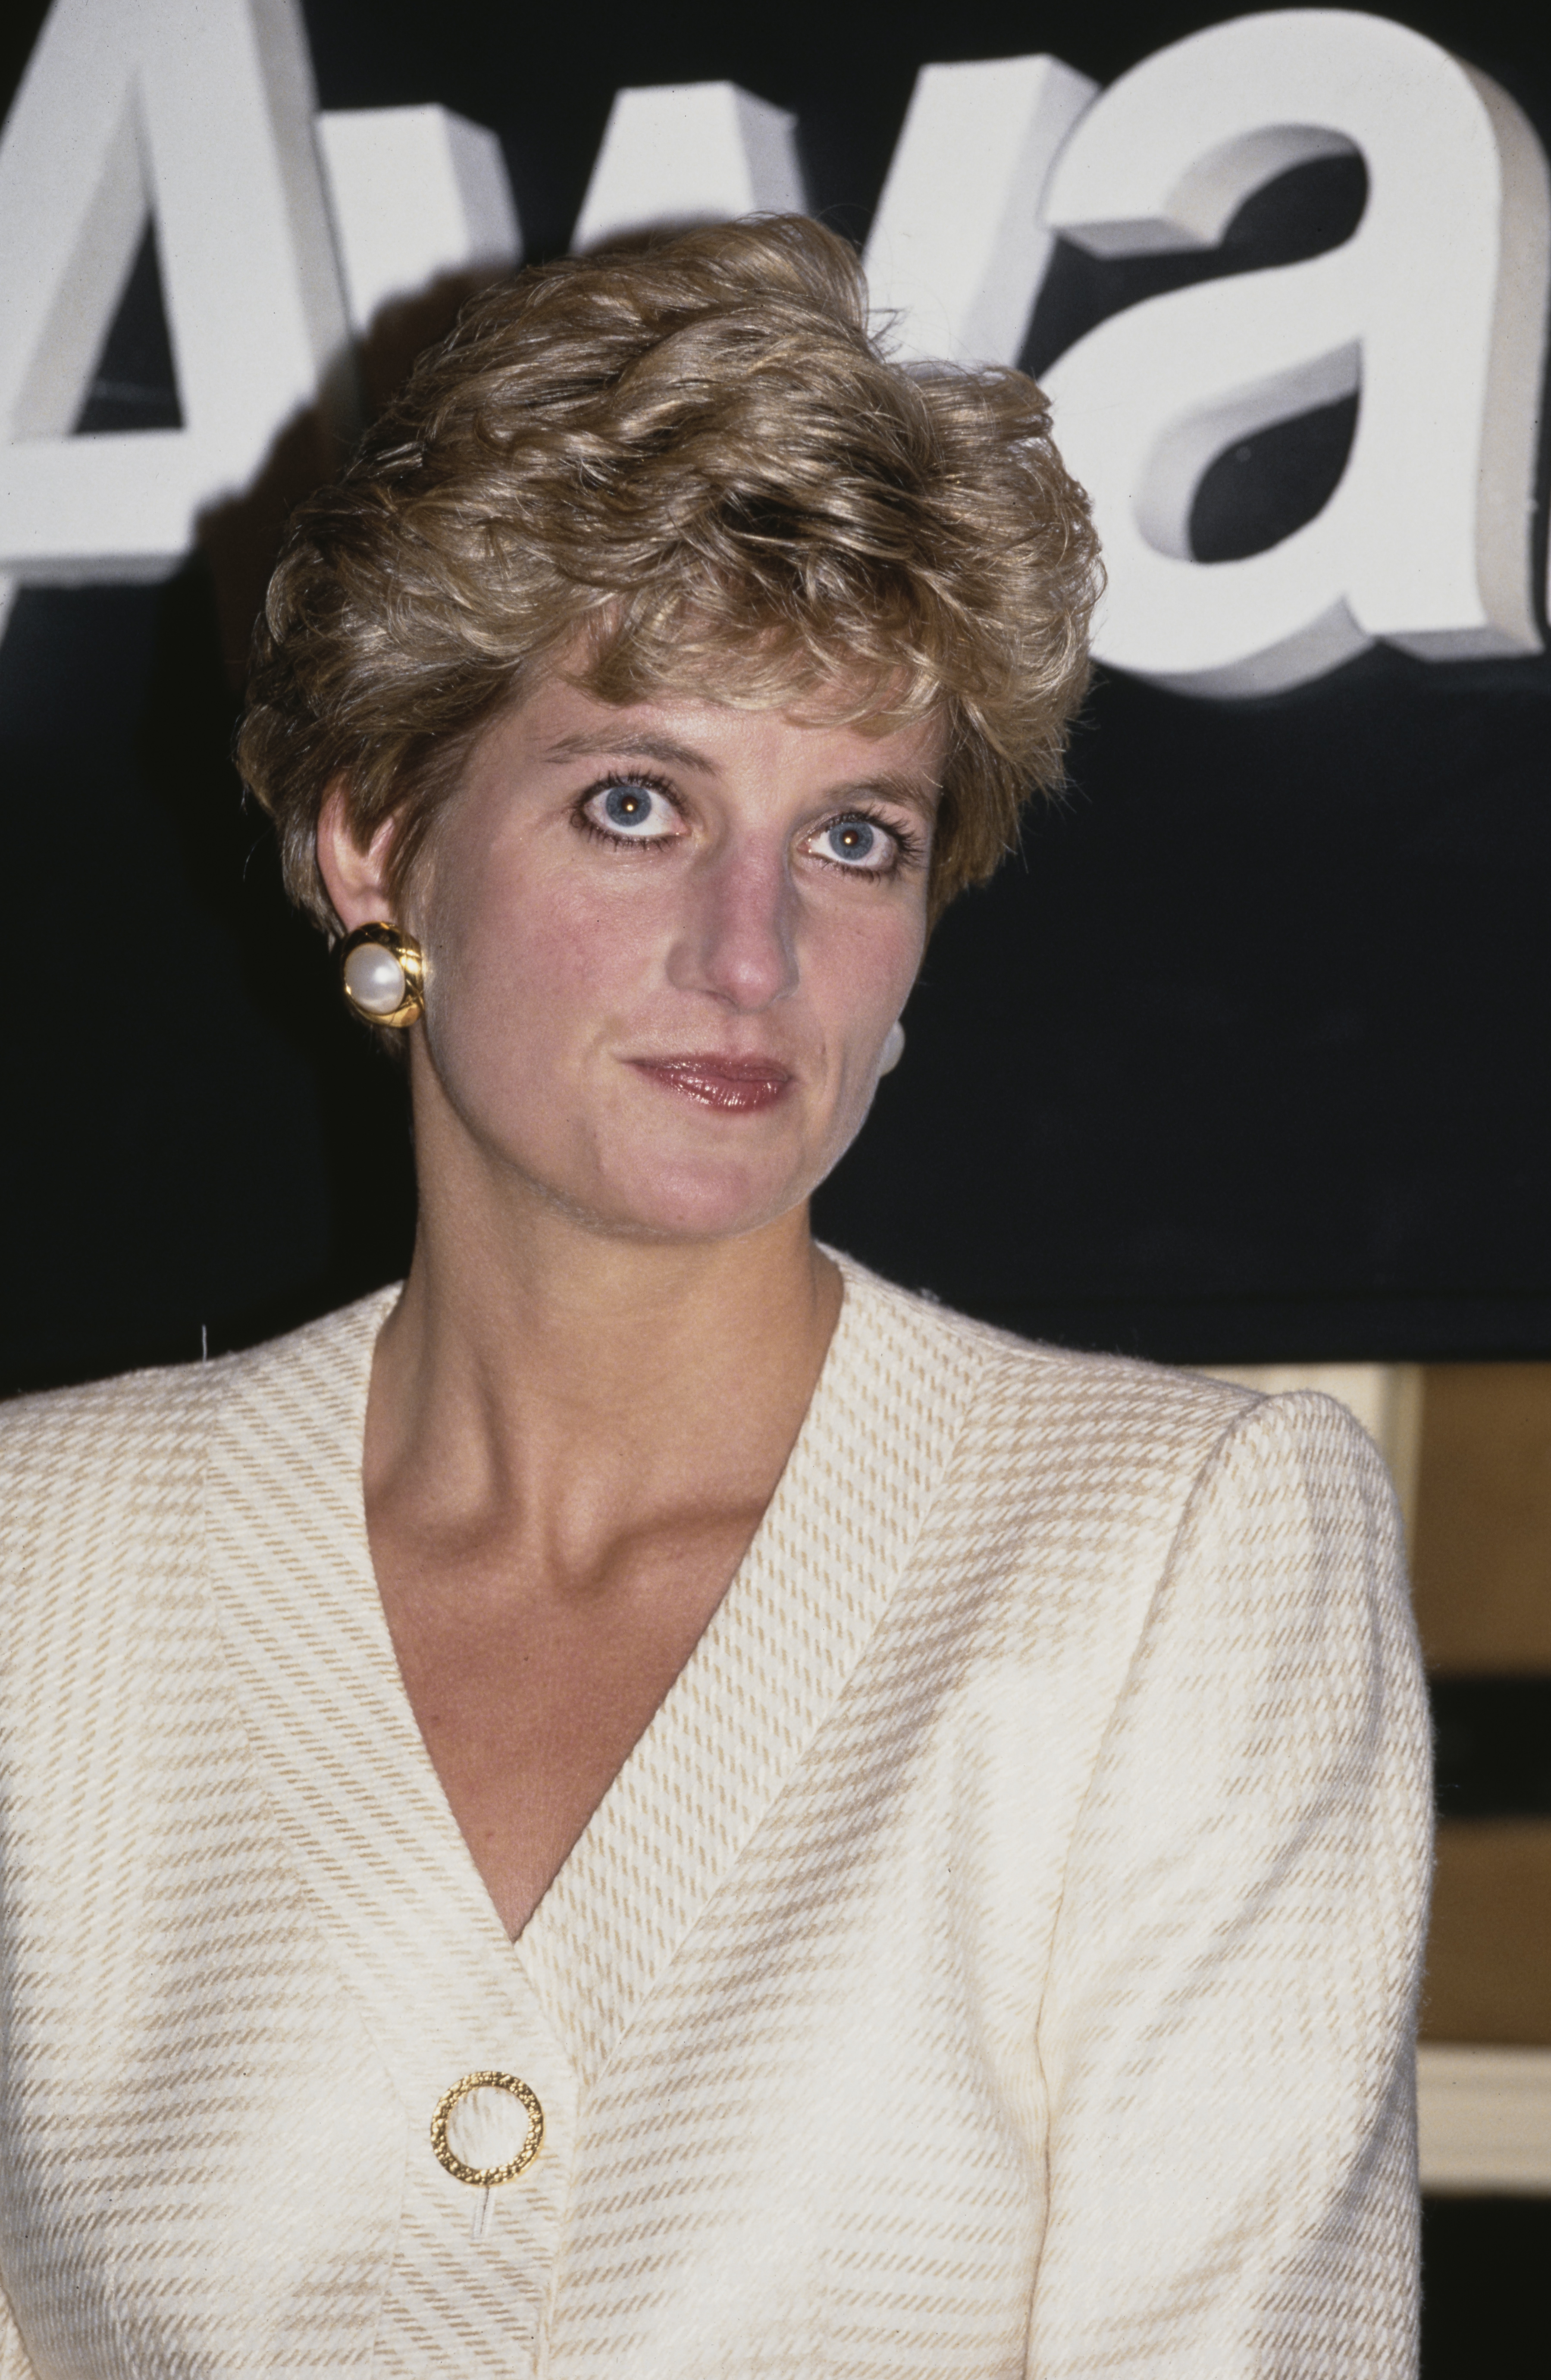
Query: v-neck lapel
xmin=203 ymin=1290 xmax=580 ymax=2195
xmin=203 ymin=1257 xmax=978 ymax=2114
xmin=517 ymin=1255 xmax=979 ymax=2086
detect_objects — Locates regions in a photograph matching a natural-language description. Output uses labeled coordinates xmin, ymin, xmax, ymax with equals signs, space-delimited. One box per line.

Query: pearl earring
xmin=880 ymin=1021 xmax=906 ymax=1074
xmin=338 ymin=922 xmax=426 ymax=1028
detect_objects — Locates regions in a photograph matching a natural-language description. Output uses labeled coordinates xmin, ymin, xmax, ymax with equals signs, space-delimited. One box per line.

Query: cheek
xmin=428 ymin=852 xmax=658 ymax=1068
xmin=814 ymin=904 xmax=927 ymax=1040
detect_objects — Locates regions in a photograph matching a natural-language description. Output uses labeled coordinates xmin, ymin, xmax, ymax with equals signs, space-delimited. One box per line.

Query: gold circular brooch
xmin=429 ymin=2070 xmax=545 ymax=2187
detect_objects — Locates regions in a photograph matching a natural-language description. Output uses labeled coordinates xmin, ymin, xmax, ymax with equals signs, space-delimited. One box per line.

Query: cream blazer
xmin=0 ymin=1256 xmax=1431 ymax=2377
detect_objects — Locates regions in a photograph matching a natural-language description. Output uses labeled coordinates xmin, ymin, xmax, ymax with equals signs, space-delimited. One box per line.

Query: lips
xmin=630 ymin=1055 xmax=794 ymax=1114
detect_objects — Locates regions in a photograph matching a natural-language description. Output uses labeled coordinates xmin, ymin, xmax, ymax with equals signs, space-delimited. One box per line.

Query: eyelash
xmin=573 ymin=771 xmax=681 ymax=854
xmin=818 ymin=807 xmax=926 ymax=880
xmin=572 ymin=775 xmax=925 ymax=879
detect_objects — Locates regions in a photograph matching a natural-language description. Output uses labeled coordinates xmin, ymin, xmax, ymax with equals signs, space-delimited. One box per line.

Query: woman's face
xmin=377 ymin=672 xmax=943 ymax=1245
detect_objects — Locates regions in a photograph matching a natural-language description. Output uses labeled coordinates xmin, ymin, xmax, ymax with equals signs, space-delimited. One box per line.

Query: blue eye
xmin=818 ymin=815 xmax=890 ymax=868
xmin=585 ymin=779 xmax=677 ymax=840
xmin=604 ymin=783 xmax=658 ymax=830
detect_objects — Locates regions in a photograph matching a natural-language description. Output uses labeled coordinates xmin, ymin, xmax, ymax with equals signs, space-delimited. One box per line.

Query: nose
xmin=666 ymin=839 xmax=800 ymax=1012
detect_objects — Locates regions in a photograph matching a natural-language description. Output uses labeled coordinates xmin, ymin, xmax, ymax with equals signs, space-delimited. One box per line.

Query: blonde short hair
xmin=238 ymin=215 xmax=1100 ymax=927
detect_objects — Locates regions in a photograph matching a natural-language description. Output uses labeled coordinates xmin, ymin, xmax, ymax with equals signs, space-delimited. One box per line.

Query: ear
xmin=316 ymin=780 xmax=399 ymax=932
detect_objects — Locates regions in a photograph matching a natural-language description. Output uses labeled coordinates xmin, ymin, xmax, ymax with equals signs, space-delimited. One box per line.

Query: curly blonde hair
xmin=238 ymin=215 xmax=1100 ymax=927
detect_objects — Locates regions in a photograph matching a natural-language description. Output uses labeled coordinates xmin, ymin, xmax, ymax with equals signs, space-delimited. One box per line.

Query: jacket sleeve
xmin=1027 ymin=1390 xmax=1432 ymax=2378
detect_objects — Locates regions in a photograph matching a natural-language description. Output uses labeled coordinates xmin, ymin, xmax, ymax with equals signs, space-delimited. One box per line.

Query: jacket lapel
xmin=203 ymin=1259 xmax=978 ymax=2120
xmin=203 ymin=1293 xmax=578 ymax=2355
xmin=517 ymin=1256 xmax=980 ymax=2086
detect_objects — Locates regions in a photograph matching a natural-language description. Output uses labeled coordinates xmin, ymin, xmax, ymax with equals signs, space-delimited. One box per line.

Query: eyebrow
xmin=542 ymin=728 xmax=943 ymax=817
xmin=545 ymin=728 xmax=714 ymax=772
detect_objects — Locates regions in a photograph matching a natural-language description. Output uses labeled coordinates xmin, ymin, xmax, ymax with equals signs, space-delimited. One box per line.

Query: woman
xmin=0 ymin=218 xmax=1429 ymax=2376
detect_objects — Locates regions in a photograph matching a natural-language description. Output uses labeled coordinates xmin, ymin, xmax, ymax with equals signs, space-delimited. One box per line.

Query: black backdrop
xmin=6 ymin=0 xmax=1551 ymax=1397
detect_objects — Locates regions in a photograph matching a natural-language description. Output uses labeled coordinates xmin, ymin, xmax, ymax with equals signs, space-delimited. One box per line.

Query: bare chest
xmin=372 ymin=1517 xmax=758 ymax=1938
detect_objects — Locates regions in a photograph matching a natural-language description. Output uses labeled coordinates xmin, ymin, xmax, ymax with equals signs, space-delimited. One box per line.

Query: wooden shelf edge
xmin=1419 ymin=2042 xmax=1551 ymax=2194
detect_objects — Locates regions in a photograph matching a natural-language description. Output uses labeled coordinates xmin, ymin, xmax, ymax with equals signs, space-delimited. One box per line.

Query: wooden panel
xmin=1422 ymin=1823 xmax=1551 ymax=2045
xmin=1411 ymin=1365 xmax=1551 ymax=1672
xmin=1417 ymin=2044 xmax=1551 ymax=2192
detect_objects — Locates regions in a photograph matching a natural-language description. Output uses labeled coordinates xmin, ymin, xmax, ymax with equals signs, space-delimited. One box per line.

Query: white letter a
xmin=1043 ymin=11 xmax=1550 ymax=697
xmin=0 ymin=0 xmax=352 ymax=623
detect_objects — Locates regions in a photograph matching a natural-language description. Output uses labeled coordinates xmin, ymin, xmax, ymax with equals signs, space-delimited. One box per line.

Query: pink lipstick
xmin=630 ymin=1056 xmax=793 ymax=1113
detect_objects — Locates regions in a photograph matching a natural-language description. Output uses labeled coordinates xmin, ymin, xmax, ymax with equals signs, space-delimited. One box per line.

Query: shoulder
xmin=829 ymin=1250 xmax=1392 ymax=1548
xmin=0 ymin=1287 xmax=398 ymax=1573
xmin=831 ymin=1246 xmax=1263 ymax=1472
xmin=0 ymin=1355 xmax=208 ymax=1522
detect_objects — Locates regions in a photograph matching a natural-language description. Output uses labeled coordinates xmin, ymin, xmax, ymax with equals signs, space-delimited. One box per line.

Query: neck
xmin=365 ymin=1144 xmax=842 ymax=1549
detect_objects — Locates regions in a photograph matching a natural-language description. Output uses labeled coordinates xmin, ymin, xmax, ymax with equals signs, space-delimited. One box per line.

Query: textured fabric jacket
xmin=0 ymin=1257 xmax=1431 ymax=2377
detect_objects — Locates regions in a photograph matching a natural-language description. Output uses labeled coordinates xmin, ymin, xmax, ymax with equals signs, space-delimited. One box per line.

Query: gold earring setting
xmin=339 ymin=922 xmax=426 ymax=1028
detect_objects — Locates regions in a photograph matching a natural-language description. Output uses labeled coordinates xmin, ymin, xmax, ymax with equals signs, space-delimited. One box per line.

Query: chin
xmin=583 ymin=1154 xmax=809 ymax=1244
